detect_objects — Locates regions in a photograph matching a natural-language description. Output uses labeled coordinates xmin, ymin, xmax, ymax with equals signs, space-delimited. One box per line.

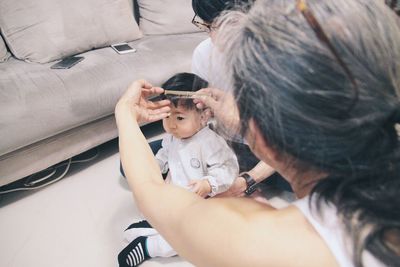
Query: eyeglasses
xmin=191 ymin=14 xmax=212 ymax=33
xmin=296 ymin=0 xmax=359 ymax=112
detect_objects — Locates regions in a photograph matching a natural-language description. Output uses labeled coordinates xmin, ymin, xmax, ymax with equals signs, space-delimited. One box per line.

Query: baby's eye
xmin=177 ymin=116 xmax=185 ymax=121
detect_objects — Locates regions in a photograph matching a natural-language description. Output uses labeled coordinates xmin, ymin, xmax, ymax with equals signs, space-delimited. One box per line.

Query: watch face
xmin=245 ymin=185 xmax=257 ymax=196
xmin=241 ymin=173 xmax=258 ymax=196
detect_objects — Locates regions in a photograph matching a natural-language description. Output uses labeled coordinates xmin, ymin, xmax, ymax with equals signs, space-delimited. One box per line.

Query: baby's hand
xmin=188 ymin=180 xmax=211 ymax=198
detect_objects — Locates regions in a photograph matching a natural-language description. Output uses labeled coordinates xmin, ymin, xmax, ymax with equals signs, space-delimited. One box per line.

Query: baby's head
xmin=162 ymin=73 xmax=210 ymax=139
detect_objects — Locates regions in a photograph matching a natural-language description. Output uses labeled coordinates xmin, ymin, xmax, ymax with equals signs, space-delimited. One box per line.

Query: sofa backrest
xmin=135 ymin=0 xmax=201 ymax=35
xmin=0 ymin=0 xmax=142 ymax=63
xmin=0 ymin=0 xmax=204 ymax=63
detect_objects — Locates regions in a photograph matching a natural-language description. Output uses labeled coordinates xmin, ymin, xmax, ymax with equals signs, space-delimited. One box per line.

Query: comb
xmin=163 ymin=90 xmax=209 ymax=99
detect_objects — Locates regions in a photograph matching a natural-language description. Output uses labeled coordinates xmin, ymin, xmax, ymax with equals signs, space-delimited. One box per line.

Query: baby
xmin=118 ymin=73 xmax=239 ymax=267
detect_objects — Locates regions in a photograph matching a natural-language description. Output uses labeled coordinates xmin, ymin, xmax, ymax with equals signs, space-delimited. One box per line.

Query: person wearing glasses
xmin=191 ymin=0 xmax=293 ymax=199
xmin=190 ymin=0 xmax=239 ymax=87
xmin=116 ymin=0 xmax=400 ymax=266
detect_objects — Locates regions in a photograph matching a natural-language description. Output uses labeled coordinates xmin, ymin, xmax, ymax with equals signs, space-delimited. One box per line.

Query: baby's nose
xmin=169 ymin=121 xmax=177 ymax=129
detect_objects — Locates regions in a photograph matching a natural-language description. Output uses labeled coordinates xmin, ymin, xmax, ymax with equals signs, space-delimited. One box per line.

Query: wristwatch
xmin=241 ymin=173 xmax=258 ymax=196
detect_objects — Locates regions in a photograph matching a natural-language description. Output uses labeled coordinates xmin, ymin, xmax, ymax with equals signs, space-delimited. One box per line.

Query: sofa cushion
xmin=0 ymin=0 xmax=142 ymax=63
xmin=137 ymin=0 xmax=200 ymax=35
xmin=0 ymin=34 xmax=10 ymax=62
xmin=0 ymin=32 xmax=207 ymax=156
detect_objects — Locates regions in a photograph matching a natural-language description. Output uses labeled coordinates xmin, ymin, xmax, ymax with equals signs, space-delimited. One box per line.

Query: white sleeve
xmin=191 ymin=38 xmax=211 ymax=81
xmin=155 ymin=136 xmax=171 ymax=174
xmin=203 ymin=137 xmax=239 ymax=197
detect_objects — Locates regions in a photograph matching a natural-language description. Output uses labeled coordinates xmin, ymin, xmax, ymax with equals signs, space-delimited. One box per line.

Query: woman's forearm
xmin=247 ymin=161 xmax=275 ymax=183
xmin=117 ymin=103 xmax=164 ymax=190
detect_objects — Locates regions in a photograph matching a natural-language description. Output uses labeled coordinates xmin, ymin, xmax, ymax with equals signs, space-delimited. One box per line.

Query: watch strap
xmin=241 ymin=173 xmax=258 ymax=196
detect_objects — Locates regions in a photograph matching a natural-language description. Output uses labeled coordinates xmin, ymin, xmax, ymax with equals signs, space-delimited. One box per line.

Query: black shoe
xmin=125 ymin=220 xmax=152 ymax=231
xmin=124 ymin=220 xmax=157 ymax=242
xmin=118 ymin=236 xmax=150 ymax=267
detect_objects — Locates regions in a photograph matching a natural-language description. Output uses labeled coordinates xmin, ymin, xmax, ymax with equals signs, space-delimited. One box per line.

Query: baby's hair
xmin=162 ymin=72 xmax=208 ymax=110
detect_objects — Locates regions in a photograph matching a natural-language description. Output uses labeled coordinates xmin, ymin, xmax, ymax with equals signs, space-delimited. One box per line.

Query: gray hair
xmin=215 ymin=0 xmax=400 ymax=266
xmin=218 ymin=0 xmax=400 ymax=93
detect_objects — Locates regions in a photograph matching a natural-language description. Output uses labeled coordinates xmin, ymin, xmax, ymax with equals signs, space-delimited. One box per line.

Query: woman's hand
xmin=115 ymin=80 xmax=171 ymax=124
xmin=188 ymin=179 xmax=212 ymax=198
xmin=215 ymin=176 xmax=247 ymax=197
xmin=193 ymin=88 xmax=240 ymax=132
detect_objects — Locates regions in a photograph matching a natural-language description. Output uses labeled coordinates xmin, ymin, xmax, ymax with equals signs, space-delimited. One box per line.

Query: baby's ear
xmin=201 ymin=108 xmax=212 ymax=122
xmin=203 ymin=108 xmax=212 ymax=120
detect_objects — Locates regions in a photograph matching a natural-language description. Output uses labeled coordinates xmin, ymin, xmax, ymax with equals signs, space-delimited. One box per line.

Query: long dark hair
xmin=218 ymin=0 xmax=400 ymax=266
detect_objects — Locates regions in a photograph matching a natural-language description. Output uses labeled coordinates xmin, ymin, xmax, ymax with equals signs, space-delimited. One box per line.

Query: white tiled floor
xmin=0 ymin=122 xmax=193 ymax=267
xmin=0 ymin=122 xmax=294 ymax=267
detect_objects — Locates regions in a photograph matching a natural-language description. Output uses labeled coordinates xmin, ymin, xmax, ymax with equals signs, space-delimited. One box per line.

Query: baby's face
xmin=162 ymin=105 xmax=203 ymax=139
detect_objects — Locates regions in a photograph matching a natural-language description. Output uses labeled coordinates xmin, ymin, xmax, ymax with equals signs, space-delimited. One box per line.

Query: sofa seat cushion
xmin=0 ymin=32 xmax=206 ymax=156
xmin=0 ymin=0 xmax=142 ymax=63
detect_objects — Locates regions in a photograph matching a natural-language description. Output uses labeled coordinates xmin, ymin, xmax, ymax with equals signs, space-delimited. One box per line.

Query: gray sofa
xmin=0 ymin=0 xmax=206 ymax=187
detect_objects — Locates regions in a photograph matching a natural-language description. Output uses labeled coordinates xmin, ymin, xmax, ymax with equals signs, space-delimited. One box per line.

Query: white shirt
xmin=191 ymin=38 xmax=231 ymax=91
xmin=293 ymin=196 xmax=384 ymax=267
xmin=155 ymin=126 xmax=239 ymax=197
xmin=192 ymin=38 xmax=245 ymax=143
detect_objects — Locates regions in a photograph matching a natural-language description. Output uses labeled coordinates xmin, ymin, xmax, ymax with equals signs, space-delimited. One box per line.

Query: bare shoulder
xmin=244 ymin=203 xmax=339 ymax=267
xmin=203 ymin=198 xmax=339 ymax=267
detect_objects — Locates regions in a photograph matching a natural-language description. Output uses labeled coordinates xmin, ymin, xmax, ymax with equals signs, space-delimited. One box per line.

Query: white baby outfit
xmin=156 ymin=126 xmax=238 ymax=197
